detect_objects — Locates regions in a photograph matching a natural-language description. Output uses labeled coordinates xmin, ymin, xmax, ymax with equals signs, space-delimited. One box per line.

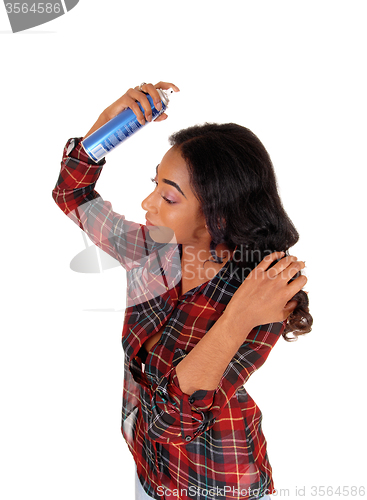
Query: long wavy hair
xmin=169 ymin=123 xmax=312 ymax=340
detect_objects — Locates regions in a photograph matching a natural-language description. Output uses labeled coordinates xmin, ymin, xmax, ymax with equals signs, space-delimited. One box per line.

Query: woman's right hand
xmin=224 ymin=252 xmax=307 ymax=331
xmin=83 ymin=82 xmax=180 ymax=140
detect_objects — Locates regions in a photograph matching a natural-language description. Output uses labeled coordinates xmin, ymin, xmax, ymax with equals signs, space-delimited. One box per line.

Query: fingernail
xmin=155 ymin=101 xmax=162 ymax=111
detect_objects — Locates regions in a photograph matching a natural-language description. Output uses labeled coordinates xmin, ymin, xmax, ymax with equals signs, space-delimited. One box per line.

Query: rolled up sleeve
xmin=148 ymin=365 xmax=216 ymax=444
xmin=148 ymin=321 xmax=285 ymax=445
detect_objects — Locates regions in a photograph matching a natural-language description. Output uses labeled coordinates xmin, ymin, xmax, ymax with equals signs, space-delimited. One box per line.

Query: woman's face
xmin=141 ymin=146 xmax=208 ymax=246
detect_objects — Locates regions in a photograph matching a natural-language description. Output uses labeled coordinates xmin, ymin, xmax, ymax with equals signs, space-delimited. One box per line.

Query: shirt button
xmin=185 ymin=436 xmax=192 ymax=441
xmin=188 ymin=397 xmax=195 ymax=404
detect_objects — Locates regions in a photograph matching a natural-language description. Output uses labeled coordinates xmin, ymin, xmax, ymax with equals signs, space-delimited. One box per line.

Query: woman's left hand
xmin=224 ymin=252 xmax=307 ymax=331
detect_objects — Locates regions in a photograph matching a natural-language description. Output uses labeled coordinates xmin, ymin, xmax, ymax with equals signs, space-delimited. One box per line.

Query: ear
xmin=218 ymin=217 xmax=226 ymax=230
xmin=205 ymin=218 xmax=226 ymax=230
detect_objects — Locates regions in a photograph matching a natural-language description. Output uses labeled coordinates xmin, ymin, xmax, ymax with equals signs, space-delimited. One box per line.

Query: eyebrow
xmin=155 ymin=164 xmax=187 ymax=198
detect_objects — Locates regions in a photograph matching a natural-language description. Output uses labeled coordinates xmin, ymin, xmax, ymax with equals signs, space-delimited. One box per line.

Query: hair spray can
xmin=81 ymin=89 xmax=170 ymax=162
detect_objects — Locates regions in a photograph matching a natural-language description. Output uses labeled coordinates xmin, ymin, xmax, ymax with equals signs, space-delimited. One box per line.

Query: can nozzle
xmin=157 ymin=88 xmax=170 ymax=108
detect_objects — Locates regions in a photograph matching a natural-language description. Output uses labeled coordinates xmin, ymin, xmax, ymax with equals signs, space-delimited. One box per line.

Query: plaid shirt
xmin=53 ymin=138 xmax=286 ymax=500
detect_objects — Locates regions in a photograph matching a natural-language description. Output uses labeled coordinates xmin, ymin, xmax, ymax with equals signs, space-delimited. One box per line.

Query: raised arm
xmin=52 ymin=82 xmax=180 ymax=271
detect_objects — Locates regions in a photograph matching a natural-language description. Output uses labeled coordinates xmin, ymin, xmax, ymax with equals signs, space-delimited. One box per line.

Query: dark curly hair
xmin=169 ymin=123 xmax=312 ymax=341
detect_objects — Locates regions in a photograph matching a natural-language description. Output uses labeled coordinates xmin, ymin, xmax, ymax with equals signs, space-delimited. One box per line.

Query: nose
xmin=141 ymin=190 xmax=158 ymax=213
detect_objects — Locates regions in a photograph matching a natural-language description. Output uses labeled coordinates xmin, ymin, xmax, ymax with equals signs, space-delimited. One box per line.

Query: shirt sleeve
xmin=52 ymin=137 xmax=163 ymax=272
xmin=147 ymin=321 xmax=285 ymax=445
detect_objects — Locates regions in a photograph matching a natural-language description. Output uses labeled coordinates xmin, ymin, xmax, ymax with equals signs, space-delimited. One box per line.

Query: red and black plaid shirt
xmin=53 ymin=138 xmax=285 ymax=500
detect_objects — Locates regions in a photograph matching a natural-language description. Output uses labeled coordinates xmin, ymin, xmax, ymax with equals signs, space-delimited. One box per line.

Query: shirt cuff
xmin=169 ymin=369 xmax=216 ymax=412
xmin=155 ymin=366 xmax=217 ymax=442
xmin=65 ymin=137 xmax=106 ymax=166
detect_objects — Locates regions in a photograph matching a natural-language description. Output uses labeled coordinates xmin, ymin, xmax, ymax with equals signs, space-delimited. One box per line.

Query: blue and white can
xmin=81 ymin=88 xmax=169 ymax=162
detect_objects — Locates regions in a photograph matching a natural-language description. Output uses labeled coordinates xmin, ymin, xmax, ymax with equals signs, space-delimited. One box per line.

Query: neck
xmin=181 ymin=242 xmax=233 ymax=273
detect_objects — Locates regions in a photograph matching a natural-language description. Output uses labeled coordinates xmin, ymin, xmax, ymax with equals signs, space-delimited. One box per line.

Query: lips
xmin=144 ymin=220 xmax=175 ymax=244
xmin=145 ymin=217 xmax=156 ymax=227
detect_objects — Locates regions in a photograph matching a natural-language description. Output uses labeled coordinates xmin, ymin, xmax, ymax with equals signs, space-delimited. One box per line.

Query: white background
xmin=1 ymin=1 xmax=366 ymax=499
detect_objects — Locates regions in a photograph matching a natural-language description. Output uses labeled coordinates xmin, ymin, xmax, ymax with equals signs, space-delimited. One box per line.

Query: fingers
xmin=266 ymin=254 xmax=297 ymax=275
xmin=249 ymin=252 xmax=308 ymax=306
xmin=281 ymin=275 xmax=308 ymax=321
xmin=274 ymin=259 xmax=307 ymax=302
xmin=154 ymin=81 xmax=180 ymax=92
xmin=129 ymin=81 xmax=179 ymax=124
xmin=278 ymin=259 xmax=305 ymax=282
xmin=102 ymin=81 xmax=178 ymax=125
xmin=249 ymin=252 xmax=306 ymax=285
xmin=226 ymin=249 xmax=308 ymax=327
xmin=154 ymin=113 xmax=168 ymax=122
xmin=254 ymin=251 xmax=285 ymax=273
xmin=126 ymin=87 xmax=156 ymax=125
xmin=285 ymin=274 xmax=308 ymax=297
xmin=110 ymin=82 xmax=179 ymax=126
xmin=282 ymin=299 xmax=298 ymax=321
xmin=262 ymin=253 xmax=305 ymax=283
xmin=284 ymin=299 xmax=298 ymax=313
xmin=134 ymin=83 xmax=163 ymax=113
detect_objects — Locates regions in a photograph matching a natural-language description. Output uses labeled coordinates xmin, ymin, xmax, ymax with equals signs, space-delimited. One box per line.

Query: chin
xmin=147 ymin=226 xmax=176 ymax=244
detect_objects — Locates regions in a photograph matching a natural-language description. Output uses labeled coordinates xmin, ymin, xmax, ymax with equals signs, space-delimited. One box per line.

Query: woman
xmin=52 ymin=81 xmax=312 ymax=500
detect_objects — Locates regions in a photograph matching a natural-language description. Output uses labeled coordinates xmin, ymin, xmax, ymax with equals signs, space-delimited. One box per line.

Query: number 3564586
xmin=5 ymin=3 xmax=62 ymax=14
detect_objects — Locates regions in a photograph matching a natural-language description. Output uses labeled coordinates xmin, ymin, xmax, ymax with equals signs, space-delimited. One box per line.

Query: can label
xmin=82 ymin=91 xmax=168 ymax=162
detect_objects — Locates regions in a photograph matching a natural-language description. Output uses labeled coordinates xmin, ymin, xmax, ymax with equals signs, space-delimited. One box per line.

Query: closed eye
xmin=150 ymin=177 xmax=175 ymax=204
